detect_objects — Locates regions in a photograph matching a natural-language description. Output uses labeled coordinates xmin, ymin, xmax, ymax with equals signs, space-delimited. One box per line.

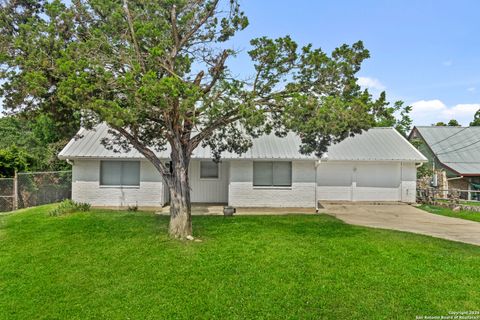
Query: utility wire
xmin=436 ymin=139 xmax=480 ymax=156
xmin=429 ymin=127 xmax=469 ymax=147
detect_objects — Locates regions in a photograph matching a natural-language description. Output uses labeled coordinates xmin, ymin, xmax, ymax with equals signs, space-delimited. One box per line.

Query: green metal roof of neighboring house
xmin=58 ymin=123 xmax=426 ymax=162
xmin=411 ymin=126 xmax=480 ymax=175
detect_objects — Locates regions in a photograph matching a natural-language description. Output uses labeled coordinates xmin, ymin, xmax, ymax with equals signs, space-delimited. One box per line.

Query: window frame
xmin=199 ymin=161 xmax=220 ymax=180
xmin=99 ymin=160 xmax=141 ymax=188
xmin=253 ymin=161 xmax=292 ymax=188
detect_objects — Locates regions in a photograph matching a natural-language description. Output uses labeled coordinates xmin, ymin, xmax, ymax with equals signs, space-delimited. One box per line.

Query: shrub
xmin=49 ymin=199 xmax=90 ymax=216
xmin=127 ymin=204 xmax=138 ymax=212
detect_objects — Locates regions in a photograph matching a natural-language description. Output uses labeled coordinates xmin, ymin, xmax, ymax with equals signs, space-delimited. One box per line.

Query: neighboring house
xmin=409 ymin=126 xmax=480 ymax=198
xmin=58 ymin=124 xmax=427 ymax=209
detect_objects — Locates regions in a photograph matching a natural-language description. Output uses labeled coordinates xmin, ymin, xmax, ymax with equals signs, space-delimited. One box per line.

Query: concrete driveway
xmin=321 ymin=203 xmax=480 ymax=246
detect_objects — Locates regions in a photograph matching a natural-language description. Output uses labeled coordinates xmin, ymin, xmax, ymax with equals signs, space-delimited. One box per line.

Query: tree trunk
xmin=168 ymin=151 xmax=192 ymax=239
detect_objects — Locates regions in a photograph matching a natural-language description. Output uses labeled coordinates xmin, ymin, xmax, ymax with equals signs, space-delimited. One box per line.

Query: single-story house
xmin=58 ymin=124 xmax=427 ymax=209
xmin=409 ymin=126 xmax=480 ymax=198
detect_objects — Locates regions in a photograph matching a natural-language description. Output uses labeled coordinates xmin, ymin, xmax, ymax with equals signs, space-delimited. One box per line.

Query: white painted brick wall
xmin=72 ymin=159 xmax=165 ymax=207
xmin=71 ymin=158 xmax=418 ymax=208
xmin=228 ymin=160 xmax=316 ymax=207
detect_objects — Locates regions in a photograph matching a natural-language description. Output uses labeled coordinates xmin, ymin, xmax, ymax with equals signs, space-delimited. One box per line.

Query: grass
xmin=461 ymin=200 xmax=480 ymax=206
xmin=419 ymin=204 xmax=480 ymax=223
xmin=1 ymin=205 xmax=480 ymax=319
xmin=437 ymin=199 xmax=480 ymax=207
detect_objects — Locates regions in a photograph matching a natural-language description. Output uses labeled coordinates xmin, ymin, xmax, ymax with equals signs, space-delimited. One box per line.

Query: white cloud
xmin=357 ymin=77 xmax=386 ymax=91
xmin=442 ymin=60 xmax=453 ymax=67
xmin=410 ymin=99 xmax=480 ymax=126
xmin=468 ymin=87 xmax=476 ymax=92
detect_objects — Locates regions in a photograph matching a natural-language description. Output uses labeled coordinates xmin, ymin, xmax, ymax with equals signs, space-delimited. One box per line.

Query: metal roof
xmin=325 ymin=127 xmax=427 ymax=161
xmin=412 ymin=126 xmax=480 ymax=175
xmin=59 ymin=123 xmax=426 ymax=162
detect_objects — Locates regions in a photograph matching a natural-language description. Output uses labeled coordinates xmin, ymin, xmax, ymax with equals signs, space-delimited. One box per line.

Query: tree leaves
xmin=471 ymin=109 xmax=480 ymax=126
xmin=0 ymin=0 xmax=405 ymax=163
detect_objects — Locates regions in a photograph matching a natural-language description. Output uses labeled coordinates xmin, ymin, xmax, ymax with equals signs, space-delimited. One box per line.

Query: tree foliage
xmin=433 ymin=120 xmax=460 ymax=127
xmin=372 ymin=96 xmax=412 ymax=136
xmin=0 ymin=145 xmax=35 ymax=177
xmin=0 ymin=0 xmax=80 ymax=137
xmin=0 ymin=0 xmax=403 ymax=237
xmin=447 ymin=119 xmax=460 ymax=126
xmin=471 ymin=109 xmax=480 ymax=126
xmin=0 ymin=114 xmax=71 ymax=175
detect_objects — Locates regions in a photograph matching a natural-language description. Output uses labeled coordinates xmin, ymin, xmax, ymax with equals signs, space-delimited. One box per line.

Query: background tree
xmin=1 ymin=0 xmax=396 ymax=238
xmin=0 ymin=145 xmax=35 ymax=177
xmin=0 ymin=114 xmax=71 ymax=175
xmin=372 ymin=95 xmax=412 ymax=136
xmin=447 ymin=119 xmax=460 ymax=126
xmin=433 ymin=119 xmax=460 ymax=127
xmin=471 ymin=109 xmax=480 ymax=126
xmin=0 ymin=0 xmax=81 ymax=139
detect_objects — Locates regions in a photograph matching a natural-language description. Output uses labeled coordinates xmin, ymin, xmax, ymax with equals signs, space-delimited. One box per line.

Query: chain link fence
xmin=0 ymin=178 xmax=14 ymax=212
xmin=0 ymin=171 xmax=72 ymax=212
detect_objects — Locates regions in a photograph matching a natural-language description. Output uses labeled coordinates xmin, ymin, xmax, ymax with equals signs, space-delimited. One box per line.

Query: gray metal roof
xmin=59 ymin=123 xmax=426 ymax=162
xmin=325 ymin=127 xmax=427 ymax=161
xmin=413 ymin=126 xmax=480 ymax=175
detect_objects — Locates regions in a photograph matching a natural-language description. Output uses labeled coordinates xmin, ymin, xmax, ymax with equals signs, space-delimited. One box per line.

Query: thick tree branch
xmin=157 ymin=57 xmax=182 ymax=79
xmin=123 ymin=0 xmax=146 ymax=73
xmin=170 ymin=5 xmax=180 ymax=49
xmin=178 ymin=0 xmax=219 ymax=49
xmin=112 ymin=125 xmax=171 ymax=180
xmin=193 ymin=70 xmax=204 ymax=86
xmin=203 ymin=49 xmax=229 ymax=94
xmin=188 ymin=112 xmax=241 ymax=153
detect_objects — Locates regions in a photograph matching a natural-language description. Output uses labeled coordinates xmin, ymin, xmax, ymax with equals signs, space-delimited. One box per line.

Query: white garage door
xmin=317 ymin=162 xmax=402 ymax=201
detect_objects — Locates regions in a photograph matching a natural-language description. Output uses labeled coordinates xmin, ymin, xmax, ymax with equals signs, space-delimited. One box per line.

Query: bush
xmin=49 ymin=199 xmax=90 ymax=216
xmin=127 ymin=204 xmax=138 ymax=212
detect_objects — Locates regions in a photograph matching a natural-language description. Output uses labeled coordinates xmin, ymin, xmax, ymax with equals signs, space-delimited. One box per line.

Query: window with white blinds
xmin=253 ymin=161 xmax=292 ymax=187
xmin=100 ymin=161 xmax=140 ymax=186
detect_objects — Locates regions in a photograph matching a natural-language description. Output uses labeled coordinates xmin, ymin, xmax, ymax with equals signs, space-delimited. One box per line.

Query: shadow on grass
xmin=191 ymin=213 xmax=365 ymax=240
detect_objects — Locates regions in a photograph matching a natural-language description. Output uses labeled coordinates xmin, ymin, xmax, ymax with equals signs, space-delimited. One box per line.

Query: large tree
xmin=1 ymin=0 xmax=396 ymax=238
xmin=471 ymin=109 xmax=480 ymax=126
xmin=0 ymin=0 xmax=80 ymax=138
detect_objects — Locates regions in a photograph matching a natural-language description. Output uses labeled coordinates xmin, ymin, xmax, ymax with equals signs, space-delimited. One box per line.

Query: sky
xmin=2 ymin=0 xmax=480 ymax=126
xmin=224 ymin=0 xmax=480 ymax=126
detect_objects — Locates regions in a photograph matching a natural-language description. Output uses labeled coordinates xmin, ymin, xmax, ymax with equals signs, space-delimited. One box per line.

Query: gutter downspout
xmin=315 ymin=159 xmax=321 ymax=213
xmin=416 ymin=162 xmax=423 ymax=168
xmin=400 ymin=162 xmax=403 ymax=201
xmin=66 ymin=159 xmax=74 ymax=166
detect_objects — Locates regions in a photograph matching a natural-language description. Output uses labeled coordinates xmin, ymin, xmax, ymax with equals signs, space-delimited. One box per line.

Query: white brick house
xmin=59 ymin=124 xmax=427 ymax=209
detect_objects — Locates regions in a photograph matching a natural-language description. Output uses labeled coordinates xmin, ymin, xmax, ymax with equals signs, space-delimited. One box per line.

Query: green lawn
xmin=460 ymin=201 xmax=480 ymax=206
xmin=438 ymin=199 xmax=480 ymax=207
xmin=1 ymin=205 xmax=480 ymax=319
xmin=420 ymin=204 xmax=480 ymax=223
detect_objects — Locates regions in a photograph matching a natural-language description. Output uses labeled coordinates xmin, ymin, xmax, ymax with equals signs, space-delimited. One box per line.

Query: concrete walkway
xmin=321 ymin=203 xmax=480 ymax=246
xmin=156 ymin=204 xmax=316 ymax=215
